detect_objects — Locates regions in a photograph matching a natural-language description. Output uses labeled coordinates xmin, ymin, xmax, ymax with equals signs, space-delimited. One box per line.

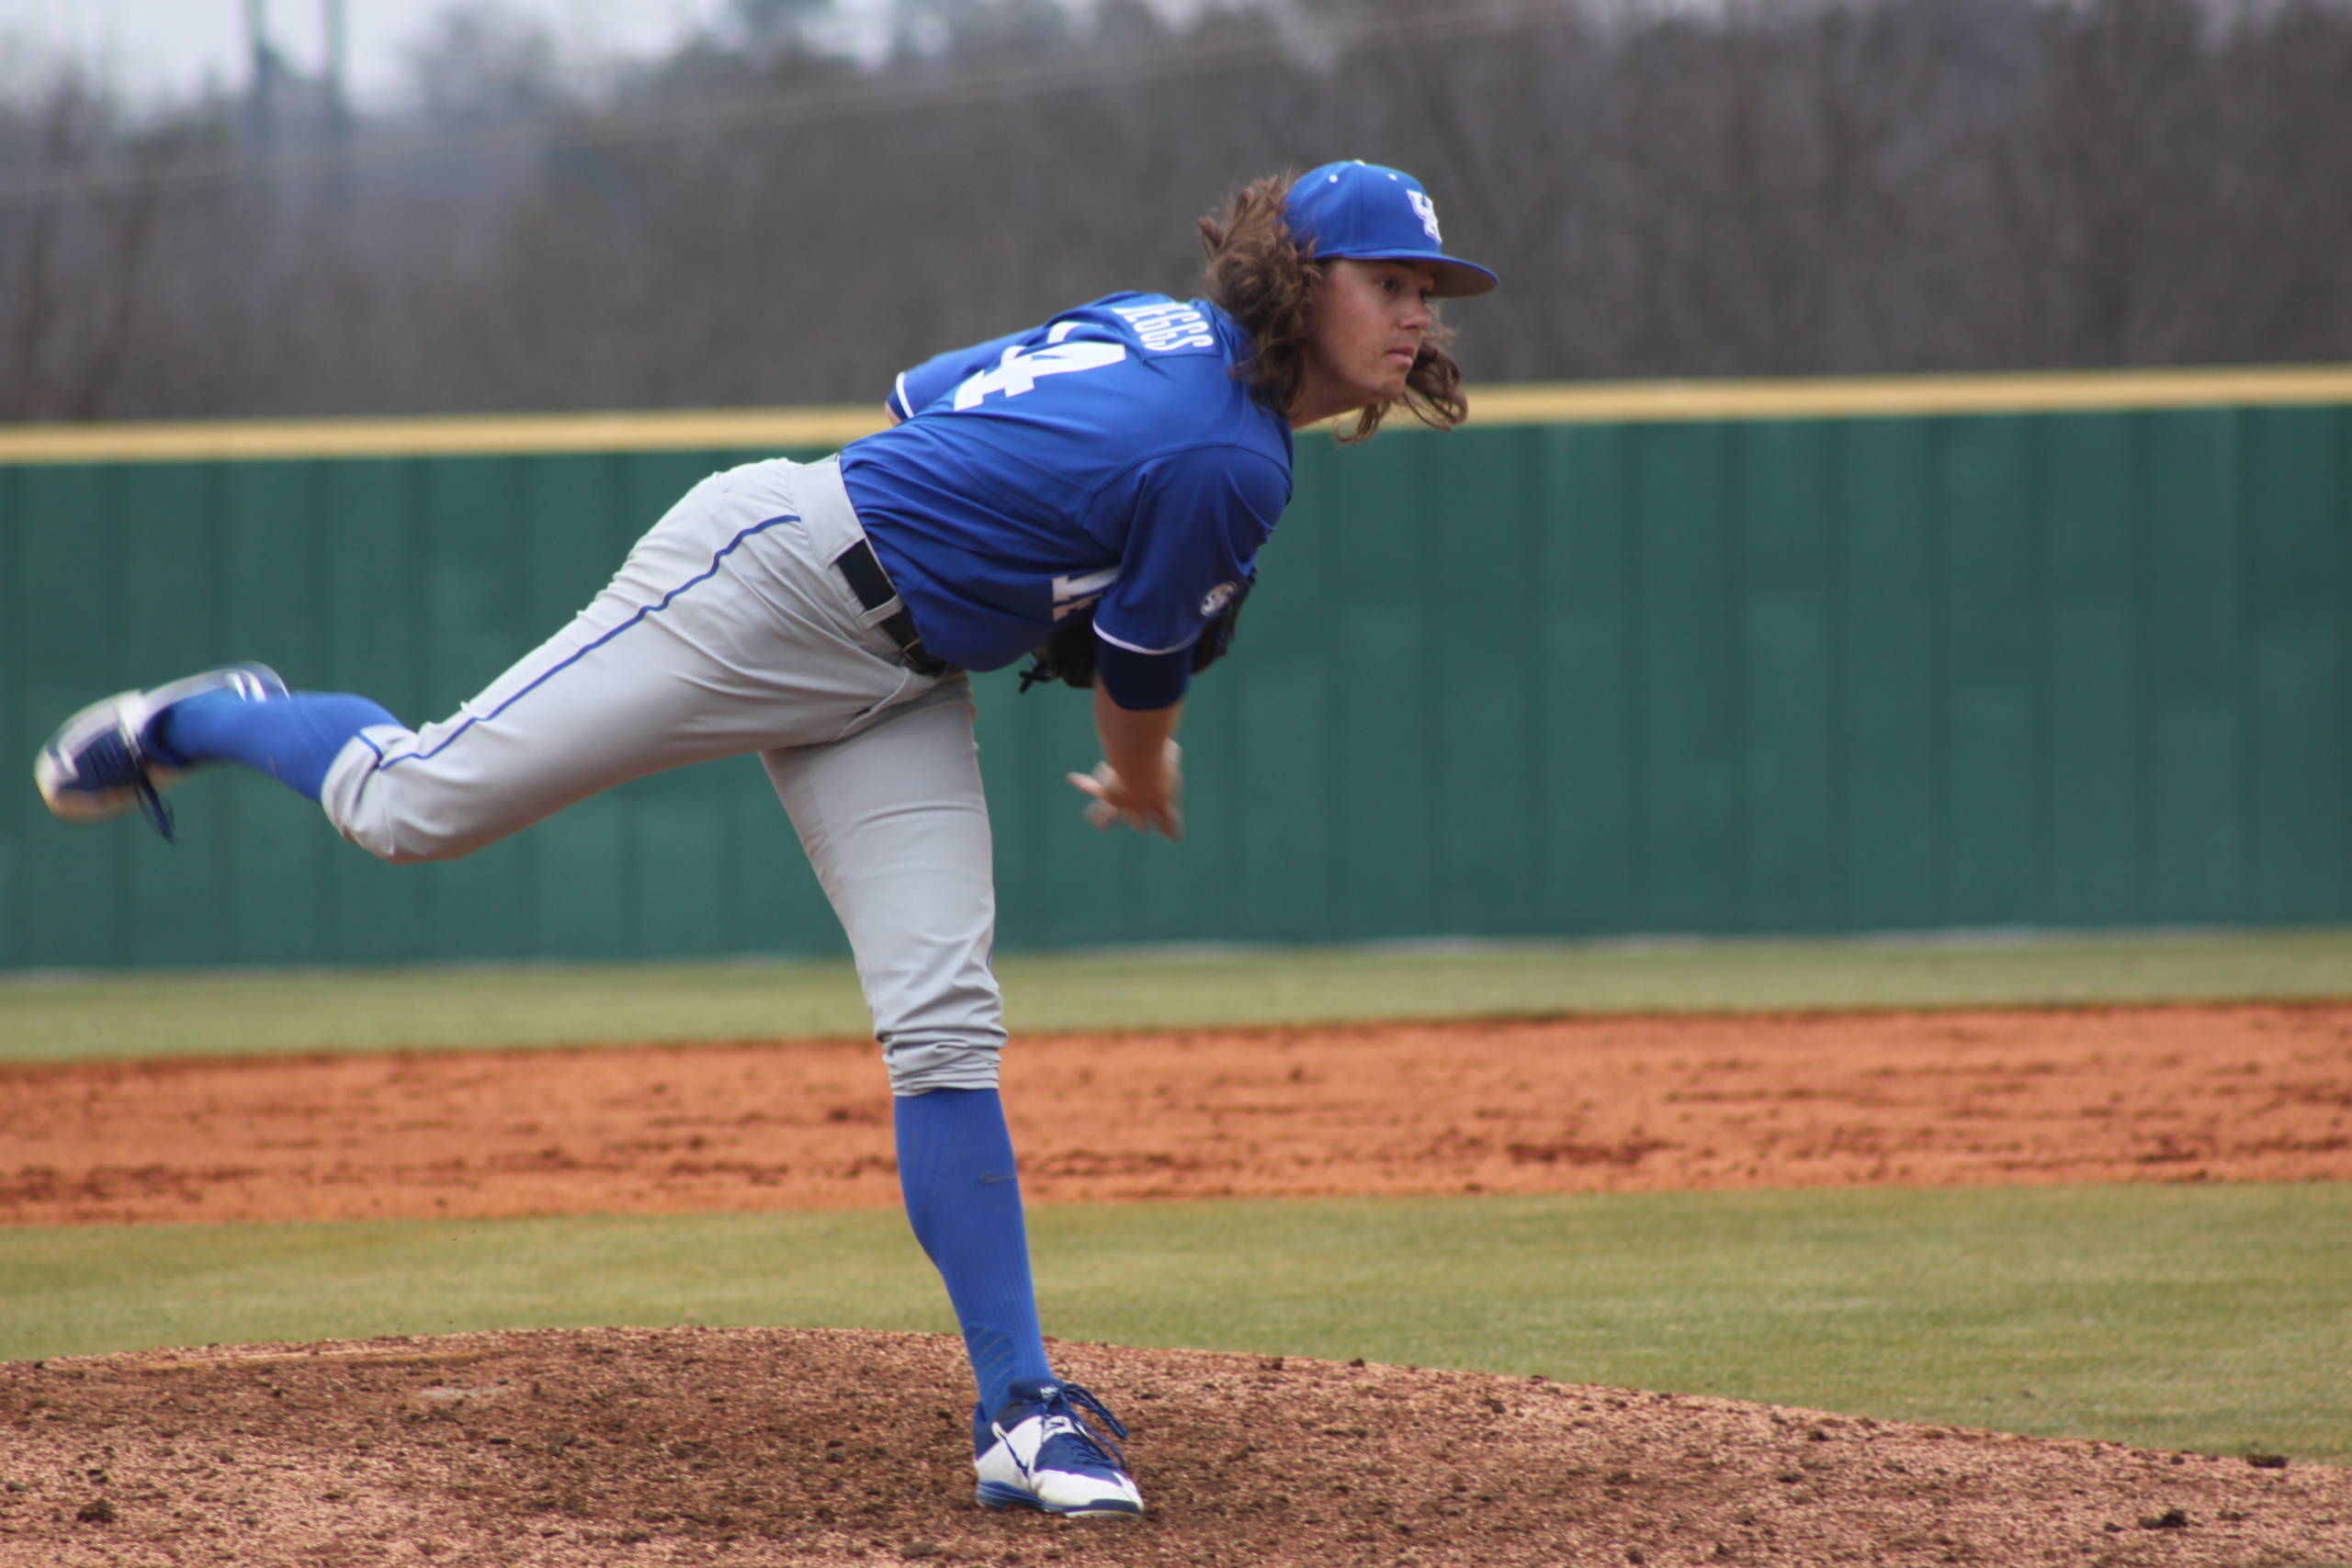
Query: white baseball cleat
xmin=33 ymin=663 xmax=287 ymax=841
xmin=972 ymin=1379 xmax=1144 ymax=1517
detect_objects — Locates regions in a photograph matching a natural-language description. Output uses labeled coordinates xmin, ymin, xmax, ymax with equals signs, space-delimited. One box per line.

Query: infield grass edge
xmin=4 ymin=926 xmax=2349 ymax=1063
xmin=3 ymin=1181 xmax=2345 ymax=1465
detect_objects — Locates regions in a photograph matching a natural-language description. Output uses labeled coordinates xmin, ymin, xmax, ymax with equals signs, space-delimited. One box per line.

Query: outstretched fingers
xmin=1066 ymin=762 xmax=1182 ymax=840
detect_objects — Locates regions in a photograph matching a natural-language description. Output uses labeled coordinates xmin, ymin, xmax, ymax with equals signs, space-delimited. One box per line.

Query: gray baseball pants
xmin=318 ymin=456 xmax=1005 ymax=1095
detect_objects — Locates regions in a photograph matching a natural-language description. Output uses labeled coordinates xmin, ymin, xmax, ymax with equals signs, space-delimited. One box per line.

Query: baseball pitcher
xmin=35 ymin=161 xmax=1497 ymax=1519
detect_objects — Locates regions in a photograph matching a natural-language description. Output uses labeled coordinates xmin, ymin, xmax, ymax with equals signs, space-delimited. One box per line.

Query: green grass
xmin=6 ymin=931 xmax=2346 ymax=1467
xmin=6 ymin=1183 xmax=2346 ymax=1463
xmin=5 ymin=926 xmax=2349 ymax=1063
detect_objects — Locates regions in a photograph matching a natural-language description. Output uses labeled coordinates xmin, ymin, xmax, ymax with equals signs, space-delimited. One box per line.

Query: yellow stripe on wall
xmin=0 ymin=406 xmax=890 ymax=466
xmin=1461 ymin=366 xmax=2352 ymax=424
xmin=2 ymin=367 xmax=2347 ymax=464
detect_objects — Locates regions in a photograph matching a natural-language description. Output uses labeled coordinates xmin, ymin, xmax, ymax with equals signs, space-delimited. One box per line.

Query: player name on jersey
xmin=1112 ymin=299 xmax=1217 ymax=354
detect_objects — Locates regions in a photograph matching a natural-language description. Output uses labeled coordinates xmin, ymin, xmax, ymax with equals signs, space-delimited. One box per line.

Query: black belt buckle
xmin=834 ymin=538 xmax=949 ymax=677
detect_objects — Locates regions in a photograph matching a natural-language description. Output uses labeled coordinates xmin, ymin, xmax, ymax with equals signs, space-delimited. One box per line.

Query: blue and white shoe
xmin=33 ymin=663 xmax=287 ymax=842
xmin=973 ymin=1379 xmax=1144 ymax=1518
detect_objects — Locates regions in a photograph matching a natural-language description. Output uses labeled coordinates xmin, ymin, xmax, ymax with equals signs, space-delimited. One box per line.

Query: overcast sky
xmin=0 ymin=0 xmax=756 ymax=107
xmin=5 ymin=1 xmax=1224 ymax=108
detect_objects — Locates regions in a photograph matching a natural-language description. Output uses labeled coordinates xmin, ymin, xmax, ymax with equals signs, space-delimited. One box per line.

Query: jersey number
xmin=951 ymin=329 xmax=1127 ymax=411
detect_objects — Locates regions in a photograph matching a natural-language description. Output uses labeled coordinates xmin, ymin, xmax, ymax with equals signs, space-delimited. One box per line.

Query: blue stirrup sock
xmin=152 ymin=690 xmax=398 ymax=803
xmin=893 ymin=1087 xmax=1056 ymax=1417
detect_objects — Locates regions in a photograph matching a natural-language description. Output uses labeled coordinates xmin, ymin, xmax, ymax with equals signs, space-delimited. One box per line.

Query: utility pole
xmin=322 ymin=0 xmax=351 ymax=208
xmin=244 ymin=0 xmax=273 ymax=149
xmin=323 ymin=0 xmax=349 ymax=144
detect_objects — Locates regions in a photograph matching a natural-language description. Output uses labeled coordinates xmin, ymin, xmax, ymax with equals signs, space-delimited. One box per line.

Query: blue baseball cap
xmin=1283 ymin=161 xmax=1498 ymax=299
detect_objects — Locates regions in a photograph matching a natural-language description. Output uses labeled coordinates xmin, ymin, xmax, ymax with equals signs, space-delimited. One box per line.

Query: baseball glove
xmin=1018 ymin=573 xmax=1255 ymax=694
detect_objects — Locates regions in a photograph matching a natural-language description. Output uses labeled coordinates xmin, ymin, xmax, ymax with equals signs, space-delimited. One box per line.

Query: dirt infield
xmin=6 ymin=1327 xmax=2348 ymax=1568
xmin=4 ymin=1000 xmax=2349 ymax=1566
xmin=5 ymin=1002 xmax=2349 ymax=1225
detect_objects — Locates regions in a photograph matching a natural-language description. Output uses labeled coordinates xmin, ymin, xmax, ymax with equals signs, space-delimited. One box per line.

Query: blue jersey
xmin=838 ymin=293 xmax=1294 ymax=703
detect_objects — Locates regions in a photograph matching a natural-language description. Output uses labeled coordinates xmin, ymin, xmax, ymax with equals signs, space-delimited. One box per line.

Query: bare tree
xmin=6 ymin=0 xmax=2349 ymax=420
xmin=0 ymin=68 xmax=162 ymax=419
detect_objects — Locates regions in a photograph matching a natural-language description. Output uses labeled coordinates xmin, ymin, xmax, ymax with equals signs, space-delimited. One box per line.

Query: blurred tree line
xmin=2 ymin=0 xmax=2347 ymax=422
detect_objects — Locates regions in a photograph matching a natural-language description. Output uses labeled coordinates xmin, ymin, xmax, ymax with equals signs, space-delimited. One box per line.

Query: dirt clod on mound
xmin=2 ymin=1327 xmax=2344 ymax=1568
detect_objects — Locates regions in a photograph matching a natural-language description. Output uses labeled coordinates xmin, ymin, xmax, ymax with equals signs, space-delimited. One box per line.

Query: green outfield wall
xmin=3 ymin=370 xmax=2347 ymax=971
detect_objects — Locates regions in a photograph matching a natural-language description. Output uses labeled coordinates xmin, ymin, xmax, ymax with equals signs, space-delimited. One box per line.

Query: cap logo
xmin=1407 ymin=190 xmax=1443 ymax=243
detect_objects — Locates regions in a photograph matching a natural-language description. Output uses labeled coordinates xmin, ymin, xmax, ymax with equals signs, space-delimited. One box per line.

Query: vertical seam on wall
xmin=1317 ymin=465 xmax=1344 ymax=933
xmin=1523 ymin=430 xmax=1546 ymax=936
xmin=2029 ymin=416 xmax=2051 ymax=927
xmin=1535 ymin=427 xmax=1570 ymax=934
xmin=1728 ymin=423 xmax=1751 ymax=932
xmin=1316 ymin=465 xmax=1340 ymax=937
xmin=104 ymin=463 xmax=130 ymax=967
xmin=2230 ymin=411 xmax=2254 ymax=921
xmin=1828 ymin=421 xmax=1851 ymax=933
xmin=2339 ymin=407 xmax=2351 ymax=908
xmin=0 ymin=469 xmax=16 ymax=968
xmin=2128 ymin=412 xmax=2152 ymax=918
xmin=1416 ymin=441 xmax=1441 ymax=934
xmin=410 ymin=454 xmax=439 ymax=963
xmin=1425 ymin=445 xmax=1447 ymax=934
xmin=305 ymin=456 xmax=334 ymax=964
xmin=1320 ymin=460 xmax=1349 ymax=935
xmin=1510 ymin=433 xmax=1532 ymax=934
xmin=1928 ymin=420 xmax=1951 ymax=931
xmin=2340 ymin=408 xmax=2351 ymax=913
xmin=1407 ymin=444 xmax=1431 ymax=932
xmin=1624 ymin=423 xmax=1648 ymax=931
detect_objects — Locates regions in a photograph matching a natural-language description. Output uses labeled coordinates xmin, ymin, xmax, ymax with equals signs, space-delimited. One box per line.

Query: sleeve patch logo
xmin=1200 ymin=581 xmax=1239 ymax=616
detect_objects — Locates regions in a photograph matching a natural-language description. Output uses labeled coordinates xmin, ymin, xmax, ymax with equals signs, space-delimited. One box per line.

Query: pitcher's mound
xmin=2 ymin=1325 xmax=2343 ymax=1567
